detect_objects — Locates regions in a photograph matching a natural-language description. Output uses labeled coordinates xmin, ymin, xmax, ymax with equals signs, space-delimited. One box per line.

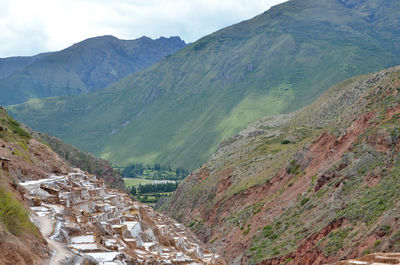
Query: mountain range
xmin=0 ymin=35 xmax=186 ymax=105
xmin=7 ymin=0 xmax=400 ymax=171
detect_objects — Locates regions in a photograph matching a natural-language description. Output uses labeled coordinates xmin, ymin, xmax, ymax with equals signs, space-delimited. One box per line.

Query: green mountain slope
xmin=8 ymin=0 xmax=400 ymax=170
xmin=161 ymin=66 xmax=400 ymax=264
xmin=0 ymin=35 xmax=186 ymax=105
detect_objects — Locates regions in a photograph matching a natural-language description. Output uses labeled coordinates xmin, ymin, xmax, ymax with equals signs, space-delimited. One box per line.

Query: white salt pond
xmin=70 ymin=235 xmax=95 ymax=244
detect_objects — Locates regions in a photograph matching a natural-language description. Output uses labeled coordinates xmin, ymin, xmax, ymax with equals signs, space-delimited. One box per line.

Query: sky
xmin=0 ymin=0 xmax=288 ymax=58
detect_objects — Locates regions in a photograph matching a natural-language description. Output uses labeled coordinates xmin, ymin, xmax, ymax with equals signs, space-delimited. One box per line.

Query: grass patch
xmin=7 ymin=118 xmax=30 ymax=139
xmin=374 ymin=239 xmax=381 ymax=247
xmin=286 ymin=160 xmax=301 ymax=175
xmin=0 ymin=187 xmax=39 ymax=237
xmin=262 ymin=225 xmax=278 ymax=240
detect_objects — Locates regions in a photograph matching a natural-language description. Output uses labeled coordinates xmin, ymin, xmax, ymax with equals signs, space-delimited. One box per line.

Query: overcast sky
xmin=0 ymin=0 xmax=288 ymax=58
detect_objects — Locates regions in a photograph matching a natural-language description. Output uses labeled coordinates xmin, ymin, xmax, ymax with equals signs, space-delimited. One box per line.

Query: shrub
xmin=300 ymin=198 xmax=310 ymax=206
xmin=188 ymin=220 xmax=197 ymax=228
xmin=286 ymin=160 xmax=301 ymax=175
xmin=362 ymin=249 xmax=371 ymax=256
xmin=376 ymin=224 xmax=391 ymax=236
xmin=262 ymin=225 xmax=278 ymax=240
xmin=283 ymin=258 xmax=294 ymax=264
xmin=281 ymin=139 xmax=291 ymax=144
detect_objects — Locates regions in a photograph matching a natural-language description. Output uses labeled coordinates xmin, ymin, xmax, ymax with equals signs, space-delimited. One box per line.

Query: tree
xmin=130 ymin=186 xmax=137 ymax=196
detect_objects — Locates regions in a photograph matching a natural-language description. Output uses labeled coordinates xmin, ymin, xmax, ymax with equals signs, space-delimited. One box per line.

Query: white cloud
xmin=0 ymin=0 xmax=287 ymax=57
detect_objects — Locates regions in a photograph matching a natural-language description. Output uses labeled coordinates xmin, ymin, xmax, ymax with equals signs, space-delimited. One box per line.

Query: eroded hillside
xmin=162 ymin=66 xmax=400 ymax=264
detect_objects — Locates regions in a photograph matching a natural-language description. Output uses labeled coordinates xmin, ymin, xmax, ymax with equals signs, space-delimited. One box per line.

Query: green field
xmin=123 ymin=178 xmax=153 ymax=187
xmin=124 ymin=178 xmax=177 ymax=205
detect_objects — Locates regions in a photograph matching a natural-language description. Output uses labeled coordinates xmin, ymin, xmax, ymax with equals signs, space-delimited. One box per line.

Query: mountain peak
xmin=73 ymin=34 xmax=118 ymax=44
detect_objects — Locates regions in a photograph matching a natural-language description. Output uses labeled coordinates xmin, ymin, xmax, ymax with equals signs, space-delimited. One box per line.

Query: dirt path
xmin=33 ymin=214 xmax=72 ymax=265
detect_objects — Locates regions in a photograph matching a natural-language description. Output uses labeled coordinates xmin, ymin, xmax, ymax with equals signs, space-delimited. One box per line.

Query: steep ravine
xmin=162 ymin=66 xmax=400 ymax=264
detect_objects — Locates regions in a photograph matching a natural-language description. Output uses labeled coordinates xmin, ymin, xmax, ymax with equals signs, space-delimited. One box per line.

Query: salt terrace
xmin=19 ymin=170 xmax=225 ymax=265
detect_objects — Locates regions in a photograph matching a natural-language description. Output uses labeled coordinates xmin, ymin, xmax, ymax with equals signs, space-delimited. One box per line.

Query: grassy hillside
xmin=0 ymin=35 xmax=186 ymax=105
xmin=8 ymin=0 xmax=400 ymax=170
xmin=162 ymin=66 xmax=400 ymax=264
